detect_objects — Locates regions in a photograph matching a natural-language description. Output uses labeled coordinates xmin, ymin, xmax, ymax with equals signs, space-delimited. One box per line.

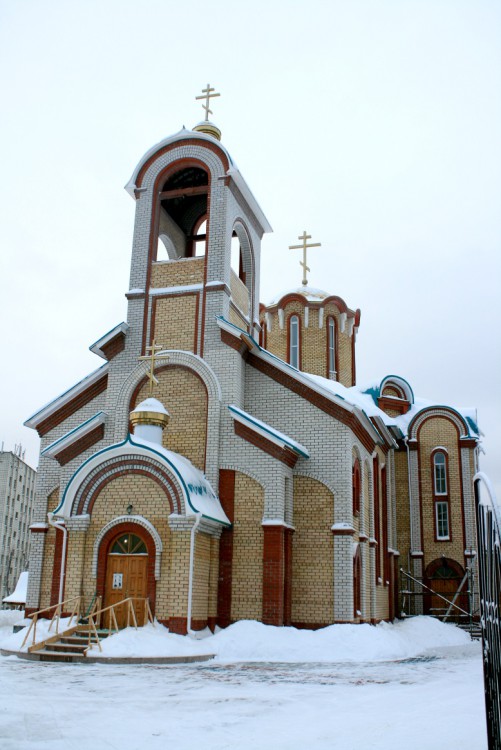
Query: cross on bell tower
xmin=288 ymin=231 xmax=322 ymax=286
xmin=138 ymin=340 xmax=170 ymax=397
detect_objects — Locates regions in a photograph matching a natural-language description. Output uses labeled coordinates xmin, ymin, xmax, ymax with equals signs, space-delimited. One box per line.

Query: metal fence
xmin=474 ymin=472 xmax=501 ymax=750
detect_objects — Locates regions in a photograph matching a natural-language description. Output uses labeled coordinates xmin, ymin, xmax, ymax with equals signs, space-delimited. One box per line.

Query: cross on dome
xmin=138 ymin=339 xmax=170 ymax=396
xmin=195 ymin=84 xmax=221 ymax=122
xmin=288 ymin=231 xmax=322 ymax=286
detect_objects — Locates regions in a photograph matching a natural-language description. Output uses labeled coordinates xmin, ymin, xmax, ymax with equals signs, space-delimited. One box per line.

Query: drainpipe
xmin=47 ymin=512 xmax=68 ymax=605
xmin=187 ymin=512 xmax=202 ymax=638
xmin=404 ymin=437 xmax=415 ymax=612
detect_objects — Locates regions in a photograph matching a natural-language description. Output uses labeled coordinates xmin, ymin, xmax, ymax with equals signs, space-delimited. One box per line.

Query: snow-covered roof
xmin=41 ymin=412 xmax=107 ymax=459
xmin=305 ymin=374 xmax=479 ymax=439
xmin=89 ymin=322 xmax=129 ymax=360
xmin=267 ymin=286 xmax=331 ymax=306
xmin=54 ymin=435 xmax=230 ymax=526
xmin=3 ymin=572 xmax=28 ymax=604
xmin=24 ymin=363 xmax=109 ymax=431
xmin=228 ymin=405 xmax=309 ymax=458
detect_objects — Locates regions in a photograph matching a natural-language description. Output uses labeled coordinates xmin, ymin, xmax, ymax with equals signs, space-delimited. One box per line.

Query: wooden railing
xmin=82 ymin=597 xmax=154 ymax=653
xmin=21 ymin=596 xmax=83 ymax=651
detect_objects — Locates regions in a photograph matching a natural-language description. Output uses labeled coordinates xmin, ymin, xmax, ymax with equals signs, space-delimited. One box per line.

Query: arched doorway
xmin=103 ymin=531 xmax=149 ymax=628
xmin=424 ymin=558 xmax=467 ymax=621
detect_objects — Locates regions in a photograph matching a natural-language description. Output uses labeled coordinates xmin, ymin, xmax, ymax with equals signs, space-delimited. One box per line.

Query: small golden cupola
xmin=130 ymin=398 xmax=170 ymax=445
xmin=192 ymin=83 xmax=222 ymax=141
xmin=259 ymin=231 xmax=361 ymax=387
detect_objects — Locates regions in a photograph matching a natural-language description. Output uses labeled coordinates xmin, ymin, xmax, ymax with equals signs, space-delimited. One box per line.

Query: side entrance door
xmin=104 ymin=533 xmax=148 ymax=628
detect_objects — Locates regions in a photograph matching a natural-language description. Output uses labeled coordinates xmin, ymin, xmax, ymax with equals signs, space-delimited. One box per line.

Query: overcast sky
xmin=1 ymin=0 xmax=500 ymax=499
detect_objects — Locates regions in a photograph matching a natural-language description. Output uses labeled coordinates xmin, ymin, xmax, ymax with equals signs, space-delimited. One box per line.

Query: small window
xmin=110 ymin=533 xmax=147 ymax=555
xmin=289 ymin=315 xmax=300 ymax=369
xmin=434 ymin=452 xmax=447 ymax=495
xmin=436 ymin=501 xmax=450 ymax=539
xmin=352 ymin=460 xmax=361 ymax=516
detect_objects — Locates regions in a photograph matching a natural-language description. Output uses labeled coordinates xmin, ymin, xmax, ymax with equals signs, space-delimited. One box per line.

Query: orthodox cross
xmin=196 ymin=83 xmax=220 ymax=122
xmin=288 ymin=231 xmax=322 ymax=286
xmin=138 ymin=340 xmax=170 ymax=397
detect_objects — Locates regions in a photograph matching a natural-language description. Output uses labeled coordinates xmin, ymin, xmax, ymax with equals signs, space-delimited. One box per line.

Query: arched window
xmin=288 ymin=315 xmax=300 ymax=369
xmin=327 ymin=317 xmax=337 ymax=379
xmin=433 ymin=452 xmax=447 ymax=495
xmin=352 ymin=459 xmax=361 ymax=516
xmin=432 ymin=450 xmax=450 ymax=540
xmin=110 ymin=533 xmax=147 ymax=555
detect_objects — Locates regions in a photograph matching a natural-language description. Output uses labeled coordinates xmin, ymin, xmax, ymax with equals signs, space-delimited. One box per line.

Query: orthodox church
xmin=24 ymin=92 xmax=480 ymax=632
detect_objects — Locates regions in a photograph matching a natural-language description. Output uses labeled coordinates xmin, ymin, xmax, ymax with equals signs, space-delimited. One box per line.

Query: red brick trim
xmin=234 ymin=421 xmax=299 ymax=467
xmin=262 ymin=525 xmax=285 ymax=626
xmin=246 ymin=353 xmax=376 ymax=453
xmin=220 ymin=328 xmax=248 ymax=357
xmin=460 ymin=438 xmax=478 ymax=448
xmin=205 ymin=283 xmax=230 ymax=294
xmin=217 ymin=470 xmax=235 ymax=628
xmin=377 ymin=396 xmax=410 ymax=415
xmin=284 ymin=527 xmax=293 ymax=626
xmin=135 ymin=139 xmax=230 ymax=190
xmin=36 ymin=375 xmax=108 ymax=437
xmin=96 ymin=521 xmax=157 ymax=617
xmin=100 ymin=334 xmax=126 ymax=361
xmin=54 ymin=424 xmax=105 ymax=466
xmin=76 ymin=457 xmax=182 ymax=516
xmin=30 ymin=526 xmax=48 ymax=534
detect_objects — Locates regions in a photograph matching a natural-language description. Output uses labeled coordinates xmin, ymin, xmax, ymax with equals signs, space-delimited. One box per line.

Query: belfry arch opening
xmin=155 ymin=166 xmax=209 ymax=260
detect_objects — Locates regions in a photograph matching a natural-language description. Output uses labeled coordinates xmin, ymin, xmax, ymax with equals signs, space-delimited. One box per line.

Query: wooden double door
xmin=104 ymin=533 xmax=148 ymax=628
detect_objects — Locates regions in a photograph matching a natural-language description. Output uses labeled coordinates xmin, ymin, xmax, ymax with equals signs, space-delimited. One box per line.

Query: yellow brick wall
xmin=82 ymin=474 xmax=174 ymax=621
xmin=64 ymin=532 xmax=85 ymax=602
xmin=134 ymin=366 xmax=207 ymax=472
xmin=39 ymin=488 xmax=60 ymax=609
xmin=418 ymin=418 xmax=465 ymax=567
xmin=151 ymin=257 xmax=205 ymax=288
xmin=152 ymin=295 xmax=198 ymax=353
xmin=229 ymin=306 xmax=248 ymax=330
xmin=208 ymin=536 xmax=220 ymax=620
xmin=291 ymin=476 xmax=334 ymax=624
xmin=261 ymin=302 xmax=354 ymax=386
xmin=192 ymin=532 xmax=211 ymax=620
xmin=231 ymin=472 xmax=264 ymax=620
xmin=230 ymin=269 xmax=250 ymax=316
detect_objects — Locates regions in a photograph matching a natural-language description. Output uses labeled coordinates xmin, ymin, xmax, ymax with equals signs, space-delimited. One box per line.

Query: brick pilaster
xmin=262 ymin=525 xmax=285 ymax=626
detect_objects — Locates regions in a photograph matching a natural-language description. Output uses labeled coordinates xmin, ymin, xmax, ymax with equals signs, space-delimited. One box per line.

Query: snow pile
xmin=88 ymin=622 xmax=212 ymax=658
xmin=0 ymin=613 xmax=75 ymax=652
xmin=85 ymin=616 xmax=469 ymax=662
xmin=2 ymin=571 xmax=29 ymax=604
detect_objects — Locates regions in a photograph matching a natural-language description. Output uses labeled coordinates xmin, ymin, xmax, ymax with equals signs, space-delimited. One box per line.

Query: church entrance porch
xmin=103 ymin=533 xmax=148 ymax=628
xmin=423 ymin=558 xmax=468 ymax=622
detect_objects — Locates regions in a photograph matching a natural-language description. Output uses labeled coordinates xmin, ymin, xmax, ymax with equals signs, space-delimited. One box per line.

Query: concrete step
xmin=49 ymin=643 xmax=88 ymax=654
xmin=37 ymin=650 xmax=86 ymax=662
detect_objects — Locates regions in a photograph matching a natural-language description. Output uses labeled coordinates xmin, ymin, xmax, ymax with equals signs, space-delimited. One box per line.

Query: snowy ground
xmin=0 ymin=612 xmax=487 ymax=750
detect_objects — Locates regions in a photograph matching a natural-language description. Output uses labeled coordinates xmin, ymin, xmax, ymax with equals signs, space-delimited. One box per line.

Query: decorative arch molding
xmin=379 ymin=375 xmax=414 ymax=404
xmin=408 ymin=407 xmax=469 ymax=441
xmin=70 ymin=452 xmax=183 ymax=518
xmin=219 ymin=464 xmax=266 ymax=491
xmin=129 ymin=134 xmax=231 ymax=194
xmin=92 ymin=515 xmax=163 ymax=579
xmin=111 ymin=352 xmax=221 ymax=486
xmin=292 ymin=471 xmax=336 ymax=501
